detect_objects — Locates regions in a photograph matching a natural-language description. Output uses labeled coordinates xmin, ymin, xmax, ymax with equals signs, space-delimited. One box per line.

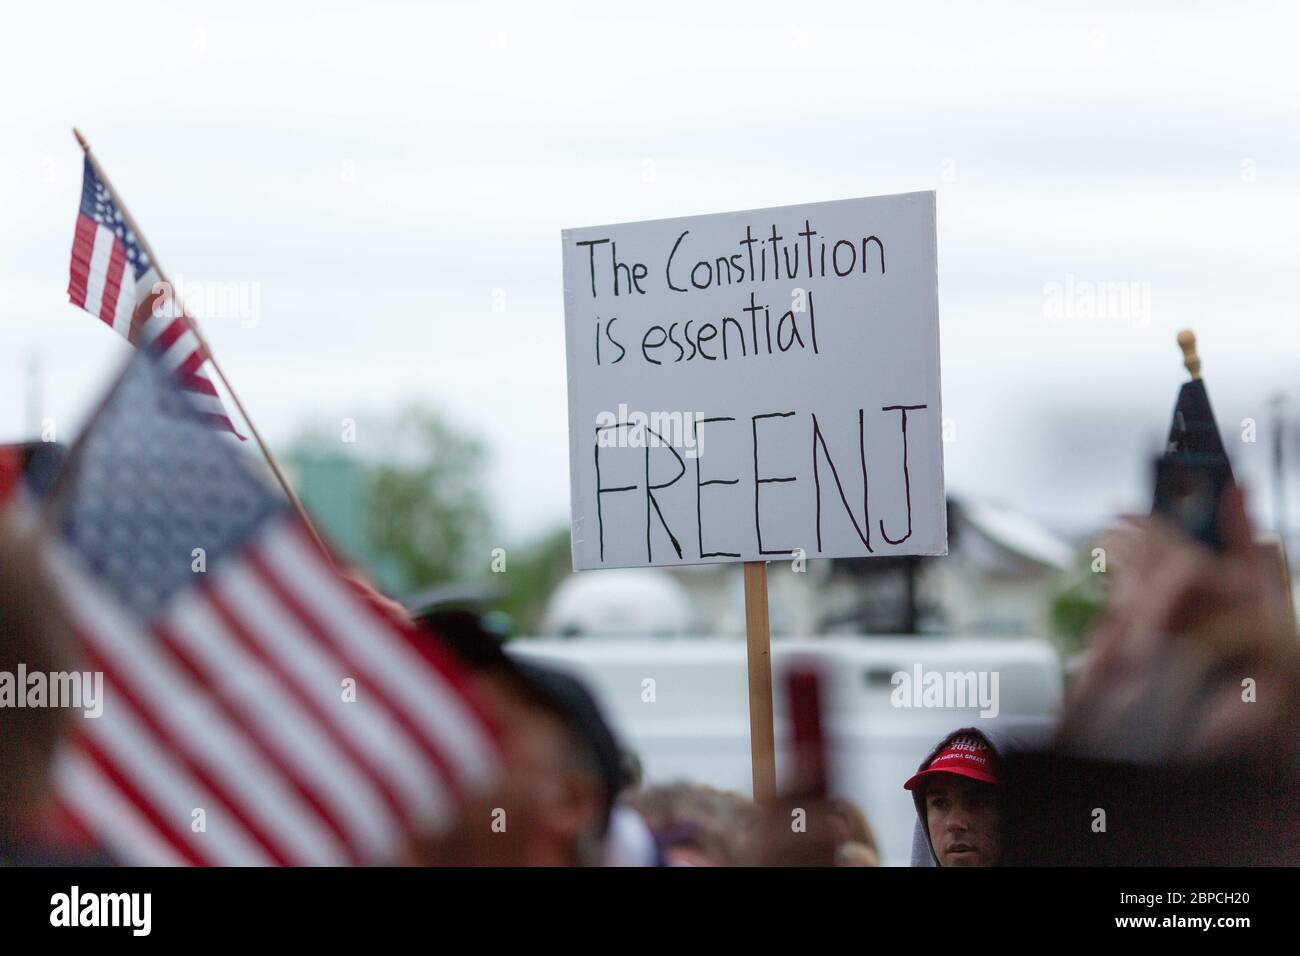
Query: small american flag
xmin=40 ymin=356 xmax=502 ymax=865
xmin=68 ymin=155 xmax=242 ymax=437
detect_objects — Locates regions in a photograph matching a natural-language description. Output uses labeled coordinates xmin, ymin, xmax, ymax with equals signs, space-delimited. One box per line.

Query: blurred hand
xmin=751 ymin=794 xmax=840 ymax=867
xmin=751 ymin=736 xmax=838 ymax=866
xmin=1060 ymin=485 xmax=1299 ymax=763
xmin=340 ymin=567 xmax=412 ymax=626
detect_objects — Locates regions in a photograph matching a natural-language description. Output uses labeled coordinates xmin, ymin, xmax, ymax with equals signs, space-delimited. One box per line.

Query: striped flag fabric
xmin=68 ymin=156 xmax=242 ymax=437
xmin=38 ymin=356 xmax=503 ymax=865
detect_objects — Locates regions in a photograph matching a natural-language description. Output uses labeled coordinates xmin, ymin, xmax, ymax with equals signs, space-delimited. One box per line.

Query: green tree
xmin=1047 ymin=543 xmax=1110 ymax=656
xmin=363 ymin=406 xmax=491 ymax=592
xmin=497 ymin=525 xmax=573 ymax=635
xmin=290 ymin=406 xmax=573 ymax=627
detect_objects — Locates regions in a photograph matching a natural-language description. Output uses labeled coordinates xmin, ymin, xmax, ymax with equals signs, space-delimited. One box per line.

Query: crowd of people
xmin=2 ymin=482 xmax=1297 ymax=866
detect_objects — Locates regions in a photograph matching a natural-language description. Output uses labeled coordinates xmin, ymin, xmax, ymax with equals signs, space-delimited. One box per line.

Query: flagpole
xmin=72 ymin=128 xmax=328 ymax=556
xmin=1176 ymin=329 xmax=1201 ymax=380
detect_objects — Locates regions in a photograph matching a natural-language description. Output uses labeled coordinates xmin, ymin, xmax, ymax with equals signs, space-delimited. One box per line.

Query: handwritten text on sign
xmin=562 ymin=192 xmax=945 ymax=571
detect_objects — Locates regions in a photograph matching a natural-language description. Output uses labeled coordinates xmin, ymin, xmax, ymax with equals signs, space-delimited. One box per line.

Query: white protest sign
xmin=562 ymin=191 xmax=945 ymax=571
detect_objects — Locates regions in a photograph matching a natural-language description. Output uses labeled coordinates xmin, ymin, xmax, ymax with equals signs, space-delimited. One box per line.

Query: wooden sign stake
xmin=743 ymin=560 xmax=776 ymax=802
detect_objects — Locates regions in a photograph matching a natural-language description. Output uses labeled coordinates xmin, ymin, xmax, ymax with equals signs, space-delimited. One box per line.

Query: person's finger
xmin=1097 ymin=525 xmax=1143 ymax=575
xmin=1131 ymin=527 xmax=1201 ymax=610
xmin=1066 ymin=613 xmax=1128 ymax=705
xmin=1219 ymin=482 xmax=1258 ymax=563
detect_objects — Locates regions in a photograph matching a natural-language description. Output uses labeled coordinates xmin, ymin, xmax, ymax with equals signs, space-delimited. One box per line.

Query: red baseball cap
xmin=903 ymin=733 xmax=1001 ymax=791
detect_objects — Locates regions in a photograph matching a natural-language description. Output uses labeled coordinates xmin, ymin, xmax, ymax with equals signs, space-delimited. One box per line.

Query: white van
xmin=508 ymin=636 xmax=1062 ymax=865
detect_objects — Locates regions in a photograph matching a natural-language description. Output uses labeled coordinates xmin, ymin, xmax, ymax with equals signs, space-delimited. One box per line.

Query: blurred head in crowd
xmin=414 ymin=608 xmax=629 ymax=865
xmin=621 ymin=783 xmax=758 ymax=866
xmin=827 ymin=796 xmax=881 ymax=866
xmin=905 ymin=729 xmax=1004 ymax=867
xmin=0 ymin=519 xmax=74 ymax=847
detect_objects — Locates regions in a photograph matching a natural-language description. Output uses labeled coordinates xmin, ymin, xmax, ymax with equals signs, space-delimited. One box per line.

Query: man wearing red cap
xmin=904 ymin=728 xmax=1004 ymax=867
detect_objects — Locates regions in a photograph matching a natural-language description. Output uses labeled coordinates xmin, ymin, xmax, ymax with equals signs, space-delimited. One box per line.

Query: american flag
xmin=68 ymin=155 xmax=242 ymax=437
xmin=38 ymin=356 xmax=502 ymax=865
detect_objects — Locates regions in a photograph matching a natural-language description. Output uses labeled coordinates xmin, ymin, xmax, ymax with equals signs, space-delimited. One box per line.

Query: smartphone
xmin=786 ymin=667 xmax=827 ymax=799
xmin=1152 ymin=453 xmax=1233 ymax=552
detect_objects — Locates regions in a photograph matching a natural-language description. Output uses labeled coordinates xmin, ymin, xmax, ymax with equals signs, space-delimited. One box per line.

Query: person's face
xmin=923 ymin=775 xmax=1002 ymax=867
xmin=468 ymin=673 xmax=604 ymax=865
xmin=470 ymin=672 xmax=569 ymax=794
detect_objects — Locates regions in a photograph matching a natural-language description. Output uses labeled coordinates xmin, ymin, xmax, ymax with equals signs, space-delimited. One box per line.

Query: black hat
xmin=410 ymin=611 xmax=631 ymax=828
xmin=513 ymin=661 xmax=632 ymax=817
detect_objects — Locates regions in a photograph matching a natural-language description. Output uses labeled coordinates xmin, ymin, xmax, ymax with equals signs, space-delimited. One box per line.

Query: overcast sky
xmin=3 ymin=1 xmax=1297 ymax=546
